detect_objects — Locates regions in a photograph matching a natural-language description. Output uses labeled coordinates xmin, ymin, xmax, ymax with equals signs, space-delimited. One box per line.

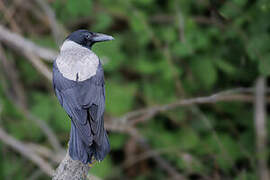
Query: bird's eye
xmin=85 ymin=34 xmax=91 ymax=40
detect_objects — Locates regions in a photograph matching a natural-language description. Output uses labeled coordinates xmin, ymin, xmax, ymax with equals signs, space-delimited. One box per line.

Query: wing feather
xmin=53 ymin=60 xmax=106 ymax=147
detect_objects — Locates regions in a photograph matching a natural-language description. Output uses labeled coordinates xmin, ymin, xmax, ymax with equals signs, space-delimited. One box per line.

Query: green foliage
xmin=235 ymin=171 xmax=256 ymax=180
xmin=66 ymin=0 xmax=92 ymax=17
xmin=53 ymin=0 xmax=92 ymax=21
xmin=16 ymin=56 xmax=42 ymax=85
xmin=214 ymin=59 xmax=236 ymax=75
xmin=93 ymin=37 xmax=125 ymax=72
xmin=31 ymin=92 xmax=70 ymax=132
xmin=30 ymin=35 xmax=58 ymax=49
xmin=109 ymin=133 xmax=128 ymax=150
xmin=90 ymin=157 xmax=113 ymax=178
xmin=178 ymin=128 xmax=200 ymax=150
xmin=106 ymin=82 xmax=137 ymax=115
xmin=191 ymin=58 xmax=217 ymax=89
xmin=2 ymin=158 xmax=24 ymax=179
xmin=259 ymin=56 xmax=270 ymax=76
xmin=93 ymin=13 xmax=113 ymax=32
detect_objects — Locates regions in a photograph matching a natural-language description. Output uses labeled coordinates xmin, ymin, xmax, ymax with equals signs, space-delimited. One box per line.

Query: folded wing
xmin=53 ymin=60 xmax=109 ymax=161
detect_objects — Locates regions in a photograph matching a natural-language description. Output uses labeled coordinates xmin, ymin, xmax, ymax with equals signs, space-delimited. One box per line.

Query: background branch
xmin=254 ymin=77 xmax=269 ymax=180
xmin=34 ymin=0 xmax=67 ymax=45
xmin=0 ymin=44 xmax=27 ymax=108
xmin=116 ymin=87 xmax=270 ymax=126
xmin=0 ymin=126 xmax=54 ymax=176
xmin=0 ymin=24 xmax=57 ymax=61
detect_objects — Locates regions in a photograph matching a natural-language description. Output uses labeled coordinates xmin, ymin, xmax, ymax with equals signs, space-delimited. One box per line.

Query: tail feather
xmin=69 ymin=122 xmax=110 ymax=164
xmin=92 ymin=132 xmax=110 ymax=161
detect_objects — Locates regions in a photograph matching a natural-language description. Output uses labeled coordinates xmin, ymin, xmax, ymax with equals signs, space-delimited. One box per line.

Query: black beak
xmin=92 ymin=33 xmax=114 ymax=42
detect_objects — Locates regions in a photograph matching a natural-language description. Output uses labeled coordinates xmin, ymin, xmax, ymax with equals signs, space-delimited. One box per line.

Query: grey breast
xmin=56 ymin=40 xmax=99 ymax=82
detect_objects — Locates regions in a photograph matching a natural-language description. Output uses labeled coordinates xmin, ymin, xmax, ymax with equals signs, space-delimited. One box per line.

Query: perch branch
xmin=27 ymin=143 xmax=101 ymax=180
xmin=53 ymin=152 xmax=91 ymax=180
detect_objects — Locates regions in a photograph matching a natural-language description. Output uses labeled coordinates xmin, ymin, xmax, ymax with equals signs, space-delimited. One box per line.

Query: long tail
xmin=69 ymin=122 xmax=110 ymax=164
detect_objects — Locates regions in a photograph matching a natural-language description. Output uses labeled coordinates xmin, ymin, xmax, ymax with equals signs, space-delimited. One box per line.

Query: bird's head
xmin=65 ymin=29 xmax=114 ymax=49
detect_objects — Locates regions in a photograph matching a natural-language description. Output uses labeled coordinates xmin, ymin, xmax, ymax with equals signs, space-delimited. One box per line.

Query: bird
xmin=52 ymin=30 xmax=114 ymax=164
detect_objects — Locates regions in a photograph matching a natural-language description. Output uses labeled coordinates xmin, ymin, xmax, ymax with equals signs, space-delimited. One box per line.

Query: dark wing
xmin=53 ymin=61 xmax=106 ymax=147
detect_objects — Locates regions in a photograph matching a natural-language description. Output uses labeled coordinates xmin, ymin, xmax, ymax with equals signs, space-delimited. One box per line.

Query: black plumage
xmin=52 ymin=30 xmax=113 ymax=164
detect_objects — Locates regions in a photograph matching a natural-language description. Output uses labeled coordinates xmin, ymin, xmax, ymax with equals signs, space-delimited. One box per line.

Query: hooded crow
xmin=53 ymin=30 xmax=113 ymax=164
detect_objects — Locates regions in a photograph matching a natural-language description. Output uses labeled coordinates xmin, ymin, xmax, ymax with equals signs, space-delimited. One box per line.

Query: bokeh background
xmin=0 ymin=0 xmax=270 ymax=179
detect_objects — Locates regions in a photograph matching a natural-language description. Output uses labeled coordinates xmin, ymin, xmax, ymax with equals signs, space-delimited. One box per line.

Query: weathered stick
xmin=52 ymin=152 xmax=91 ymax=180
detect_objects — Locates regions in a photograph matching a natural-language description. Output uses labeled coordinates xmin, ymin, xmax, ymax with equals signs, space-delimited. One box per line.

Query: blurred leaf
xmin=129 ymin=11 xmax=152 ymax=46
xmin=135 ymin=56 xmax=158 ymax=75
xmin=157 ymin=27 xmax=177 ymax=43
xmin=213 ymin=134 xmax=242 ymax=171
xmin=233 ymin=0 xmax=248 ymax=7
xmin=66 ymin=0 xmax=92 ymax=17
xmin=234 ymin=171 xmax=256 ymax=180
xmin=31 ymin=93 xmax=70 ymax=132
xmin=133 ymin=0 xmax=154 ymax=6
xmin=171 ymin=42 xmax=193 ymax=57
xmin=220 ymin=1 xmax=242 ymax=18
xmin=51 ymin=99 xmax=71 ymax=132
xmin=30 ymin=36 xmax=58 ymax=49
xmin=93 ymin=13 xmax=113 ymax=32
xmin=214 ymin=59 xmax=236 ymax=75
xmin=7 ymin=118 xmax=43 ymax=141
xmin=31 ymin=93 xmax=53 ymax=121
xmin=93 ymin=37 xmax=125 ymax=72
xmin=17 ymin=57 xmax=41 ymax=84
xmin=106 ymin=82 xmax=137 ymax=115
xmin=258 ymin=55 xmax=270 ymax=76
xmin=143 ymin=79 xmax=176 ymax=104
xmin=109 ymin=133 xmax=128 ymax=150
xmin=90 ymin=157 xmax=113 ymax=178
xmin=178 ymin=129 xmax=200 ymax=150
xmin=176 ymin=154 xmax=206 ymax=174
xmin=2 ymin=158 xmax=24 ymax=179
xmin=246 ymin=34 xmax=270 ymax=60
xmin=191 ymin=58 xmax=217 ymax=89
